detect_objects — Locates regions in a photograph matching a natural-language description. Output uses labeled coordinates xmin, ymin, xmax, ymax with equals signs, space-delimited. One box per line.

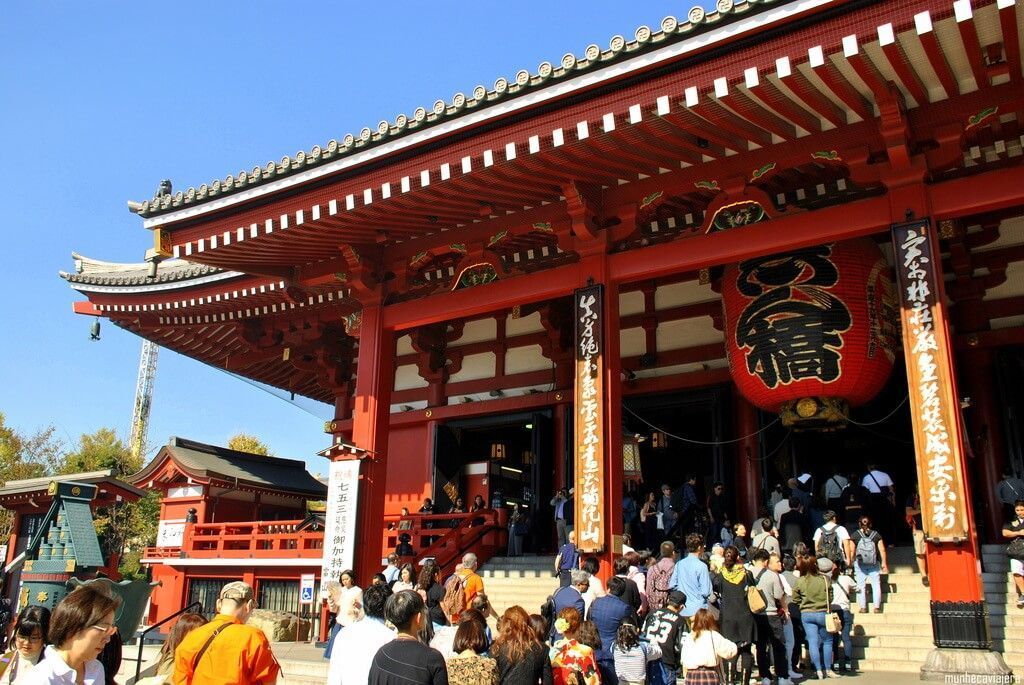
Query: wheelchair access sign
xmin=299 ymin=574 xmax=316 ymax=605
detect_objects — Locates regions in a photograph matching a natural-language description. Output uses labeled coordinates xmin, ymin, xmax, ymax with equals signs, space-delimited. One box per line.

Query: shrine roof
xmin=129 ymin=0 xmax=795 ymax=221
xmin=60 ymin=253 xmax=231 ymax=289
xmin=130 ymin=436 xmax=327 ymax=499
xmin=0 ymin=470 xmax=146 ymax=500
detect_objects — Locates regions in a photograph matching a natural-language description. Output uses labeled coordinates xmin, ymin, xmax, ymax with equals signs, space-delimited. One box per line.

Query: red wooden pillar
xmin=348 ymin=303 xmax=395 ymax=585
xmin=733 ymin=391 xmax=761 ymax=527
xmin=959 ymin=348 xmax=1007 ymax=542
xmin=888 ymin=175 xmax=1006 ymax=675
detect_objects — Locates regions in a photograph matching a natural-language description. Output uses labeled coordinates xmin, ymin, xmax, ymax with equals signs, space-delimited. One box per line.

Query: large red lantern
xmin=722 ymin=239 xmax=899 ymax=428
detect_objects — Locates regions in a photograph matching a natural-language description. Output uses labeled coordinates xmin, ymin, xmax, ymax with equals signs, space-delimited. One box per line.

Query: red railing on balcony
xmin=381 ymin=510 xmax=507 ymax=577
xmin=142 ymin=511 xmax=503 ymax=569
xmin=143 ymin=520 xmax=325 ymax=560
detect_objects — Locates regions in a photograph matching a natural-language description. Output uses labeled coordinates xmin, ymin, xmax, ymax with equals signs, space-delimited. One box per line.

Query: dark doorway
xmin=757 ymin=361 xmax=916 ymax=541
xmin=622 ymin=387 xmax=729 ymax=505
xmin=435 ymin=410 xmax=555 ymax=553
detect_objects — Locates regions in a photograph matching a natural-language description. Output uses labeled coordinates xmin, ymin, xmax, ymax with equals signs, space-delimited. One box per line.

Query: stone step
xmin=480 ymin=568 xmax=558 ymax=579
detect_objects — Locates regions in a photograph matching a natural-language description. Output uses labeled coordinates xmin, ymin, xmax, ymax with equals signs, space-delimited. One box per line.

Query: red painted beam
xmin=929 ymin=165 xmax=1024 ymax=219
xmin=382 ymin=260 xmax=581 ymax=331
xmin=955 ymin=327 xmax=1024 ymax=349
xmin=611 ymin=195 xmax=892 ymax=283
xmin=72 ymin=301 xmax=101 ymax=316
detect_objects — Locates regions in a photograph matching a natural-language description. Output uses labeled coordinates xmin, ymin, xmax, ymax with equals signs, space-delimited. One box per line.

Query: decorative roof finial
xmin=156 ymin=179 xmax=172 ymax=198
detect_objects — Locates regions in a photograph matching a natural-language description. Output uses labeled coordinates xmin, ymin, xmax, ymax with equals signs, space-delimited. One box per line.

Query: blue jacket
xmin=588 ymin=594 xmax=636 ymax=664
xmin=550 ymin=585 xmax=585 ymax=641
xmin=670 ymin=554 xmax=712 ymax=617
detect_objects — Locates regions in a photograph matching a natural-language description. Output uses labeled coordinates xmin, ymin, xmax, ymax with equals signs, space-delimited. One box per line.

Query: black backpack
xmin=816 ymin=528 xmax=844 ymax=566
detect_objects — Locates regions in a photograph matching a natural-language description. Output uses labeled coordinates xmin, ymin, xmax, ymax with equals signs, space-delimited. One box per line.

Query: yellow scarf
xmin=721 ymin=564 xmax=746 ymax=585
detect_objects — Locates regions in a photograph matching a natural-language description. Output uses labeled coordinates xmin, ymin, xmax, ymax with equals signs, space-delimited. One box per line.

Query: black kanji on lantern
xmin=734 ymin=245 xmax=852 ymax=388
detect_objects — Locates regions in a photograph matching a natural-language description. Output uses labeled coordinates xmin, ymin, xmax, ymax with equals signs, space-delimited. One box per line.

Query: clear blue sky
xmin=0 ymin=1 xmax=710 ymax=473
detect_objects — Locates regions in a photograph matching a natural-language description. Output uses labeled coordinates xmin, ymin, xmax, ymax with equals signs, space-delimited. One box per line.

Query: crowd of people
xmin=311 ymin=507 xmax=900 ymax=685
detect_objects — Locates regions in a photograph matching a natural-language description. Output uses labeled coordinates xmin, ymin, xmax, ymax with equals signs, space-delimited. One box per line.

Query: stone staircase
xmin=813 ymin=544 xmax=1022 ymax=674
xmin=980 ymin=543 xmax=1024 ymax=673
xmin=479 ymin=555 xmax=561 ymax=617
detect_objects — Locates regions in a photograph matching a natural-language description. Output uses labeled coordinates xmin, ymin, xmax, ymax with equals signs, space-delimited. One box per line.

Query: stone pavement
xmin=123 ymin=639 xmax=1007 ymax=685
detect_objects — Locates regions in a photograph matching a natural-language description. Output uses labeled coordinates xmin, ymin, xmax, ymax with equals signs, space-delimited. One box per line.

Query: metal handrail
xmin=134 ymin=601 xmax=202 ymax=682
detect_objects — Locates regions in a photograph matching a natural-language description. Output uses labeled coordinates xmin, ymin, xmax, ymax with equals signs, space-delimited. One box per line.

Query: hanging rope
xmin=623 ymin=404 xmax=781 ymax=446
xmin=844 ymin=394 xmax=909 ymax=427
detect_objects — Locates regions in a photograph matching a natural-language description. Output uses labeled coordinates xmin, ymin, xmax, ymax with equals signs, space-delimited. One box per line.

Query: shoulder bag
xmin=745 ymin=570 xmax=768 ymax=614
xmin=824 ymin=578 xmax=841 ymax=634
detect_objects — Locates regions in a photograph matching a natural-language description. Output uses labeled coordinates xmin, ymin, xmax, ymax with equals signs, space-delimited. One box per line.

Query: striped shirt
xmin=613 ymin=642 xmax=662 ymax=682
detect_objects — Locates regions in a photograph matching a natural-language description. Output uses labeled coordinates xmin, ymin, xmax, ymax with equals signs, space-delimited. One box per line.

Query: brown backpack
xmin=440 ymin=573 xmax=467 ymax=621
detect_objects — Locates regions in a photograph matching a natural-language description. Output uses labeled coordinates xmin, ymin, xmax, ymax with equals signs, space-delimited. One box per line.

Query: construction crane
xmin=128 ymin=339 xmax=159 ymax=462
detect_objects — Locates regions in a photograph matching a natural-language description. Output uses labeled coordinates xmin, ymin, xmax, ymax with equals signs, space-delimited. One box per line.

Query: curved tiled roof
xmin=130 ymin=436 xmax=327 ymax=499
xmin=60 ymin=253 xmax=225 ymax=287
xmin=130 ymin=0 xmax=775 ymax=218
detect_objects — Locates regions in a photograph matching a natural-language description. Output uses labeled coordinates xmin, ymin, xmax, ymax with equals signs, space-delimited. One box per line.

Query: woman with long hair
xmin=711 ymin=546 xmax=755 ymax=685
xmin=612 ymin=622 xmax=661 ymax=685
xmin=155 ymin=613 xmax=206 ymax=680
xmin=446 ymin=620 xmax=498 ymax=685
xmin=792 ymin=555 xmax=834 ymax=679
xmin=680 ymin=609 xmax=738 ymax=685
xmin=337 ymin=569 xmax=364 ymax=627
xmin=393 ymin=563 xmax=416 ymax=592
xmin=0 ymin=606 xmax=50 ymax=685
xmin=549 ymin=608 xmax=598 ymax=685
xmin=418 ymin=564 xmax=448 ymax=630
xmin=490 ymin=606 xmax=552 ymax=684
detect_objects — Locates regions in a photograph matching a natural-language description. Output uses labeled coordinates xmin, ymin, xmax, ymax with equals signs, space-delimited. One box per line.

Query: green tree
xmin=0 ymin=413 xmax=63 ymax=537
xmin=58 ymin=427 xmax=140 ymax=476
xmin=227 ymin=433 xmax=272 ymax=456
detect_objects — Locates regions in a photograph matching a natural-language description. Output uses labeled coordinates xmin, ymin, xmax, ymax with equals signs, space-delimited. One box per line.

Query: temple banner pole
xmin=891 ymin=218 xmax=1011 ymax=679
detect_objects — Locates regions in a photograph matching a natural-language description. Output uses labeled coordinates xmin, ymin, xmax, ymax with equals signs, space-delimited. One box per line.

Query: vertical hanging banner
xmin=891 ymin=220 xmax=969 ymax=541
xmin=321 ymin=459 xmax=361 ymax=583
xmin=574 ymin=284 xmax=606 ymax=552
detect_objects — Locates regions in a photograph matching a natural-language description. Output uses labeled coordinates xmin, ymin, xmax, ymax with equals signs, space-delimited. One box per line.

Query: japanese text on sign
xmin=892 ymin=221 xmax=968 ymax=540
xmin=321 ymin=459 xmax=361 ymax=583
xmin=574 ymin=285 xmax=605 ymax=552
xmin=735 ymin=246 xmax=852 ymax=389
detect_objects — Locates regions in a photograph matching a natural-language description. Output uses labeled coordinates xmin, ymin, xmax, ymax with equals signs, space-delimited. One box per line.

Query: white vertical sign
xmin=321 ymin=459 xmax=361 ymax=584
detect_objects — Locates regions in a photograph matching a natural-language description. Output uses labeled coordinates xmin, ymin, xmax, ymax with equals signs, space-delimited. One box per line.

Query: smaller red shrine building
xmin=0 ymin=470 xmax=145 ymax=609
xmin=131 ymin=437 xmax=327 ymax=623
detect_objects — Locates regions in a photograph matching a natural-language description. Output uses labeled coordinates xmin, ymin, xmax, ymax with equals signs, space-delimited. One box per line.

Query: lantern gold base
xmin=780 ymin=397 xmax=849 ymax=430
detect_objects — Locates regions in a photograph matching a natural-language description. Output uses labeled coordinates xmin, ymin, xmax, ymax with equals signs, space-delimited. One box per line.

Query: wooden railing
xmin=141 ymin=510 xmax=503 ymax=569
xmin=143 ymin=520 xmax=324 ymax=559
xmin=381 ymin=510 xmax=507 ymax=577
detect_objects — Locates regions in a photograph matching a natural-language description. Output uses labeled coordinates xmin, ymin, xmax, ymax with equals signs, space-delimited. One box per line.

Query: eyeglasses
xmin=15 ymin=634 xmax=43 ymax=644
xmin=89 ymin=623 xmax=118 ymax=634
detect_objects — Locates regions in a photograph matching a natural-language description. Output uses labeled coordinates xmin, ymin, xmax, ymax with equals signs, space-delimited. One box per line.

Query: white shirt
xmin=582 ymin=574 xmax=605 ymax=616
xmin=862 ymin=470 xmax=893 ymax=493
xmin=338 ymin=585 xmax=364 ymax=627
xmin=813 ymin=521 xmax=851 ymax=544
xmin=680 ymin=630 xmax=738 ymax=670
xmin=0 ymin=650 xmax=42 ymax=685
xmin=823 ymin=475 xmax=849 ymax=500
xmin=327 ymin=617 xmax=395 ymax=685
xmin=382 ymin=564 xmax=400 ymax=584
xmin=773 ymin=499 xmax=791 ymax=525
xmin=22 ymin=647 xmax=104 ymax=685
xmin=831 ymin=575 xmax=856 ymax=612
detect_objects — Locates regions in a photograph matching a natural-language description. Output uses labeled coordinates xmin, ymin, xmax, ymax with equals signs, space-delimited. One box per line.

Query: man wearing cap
xmin=174 ymin=581 xmax=279 ymax=685
xmin=642 ymin=590 xmax=688 ymax=684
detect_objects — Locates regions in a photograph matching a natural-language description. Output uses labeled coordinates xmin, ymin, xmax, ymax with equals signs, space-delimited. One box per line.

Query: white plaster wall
xmin=505 ymin=344 xmax=549 ymax=374
xmin=448 ymin=352 xmax=496 ymax=382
